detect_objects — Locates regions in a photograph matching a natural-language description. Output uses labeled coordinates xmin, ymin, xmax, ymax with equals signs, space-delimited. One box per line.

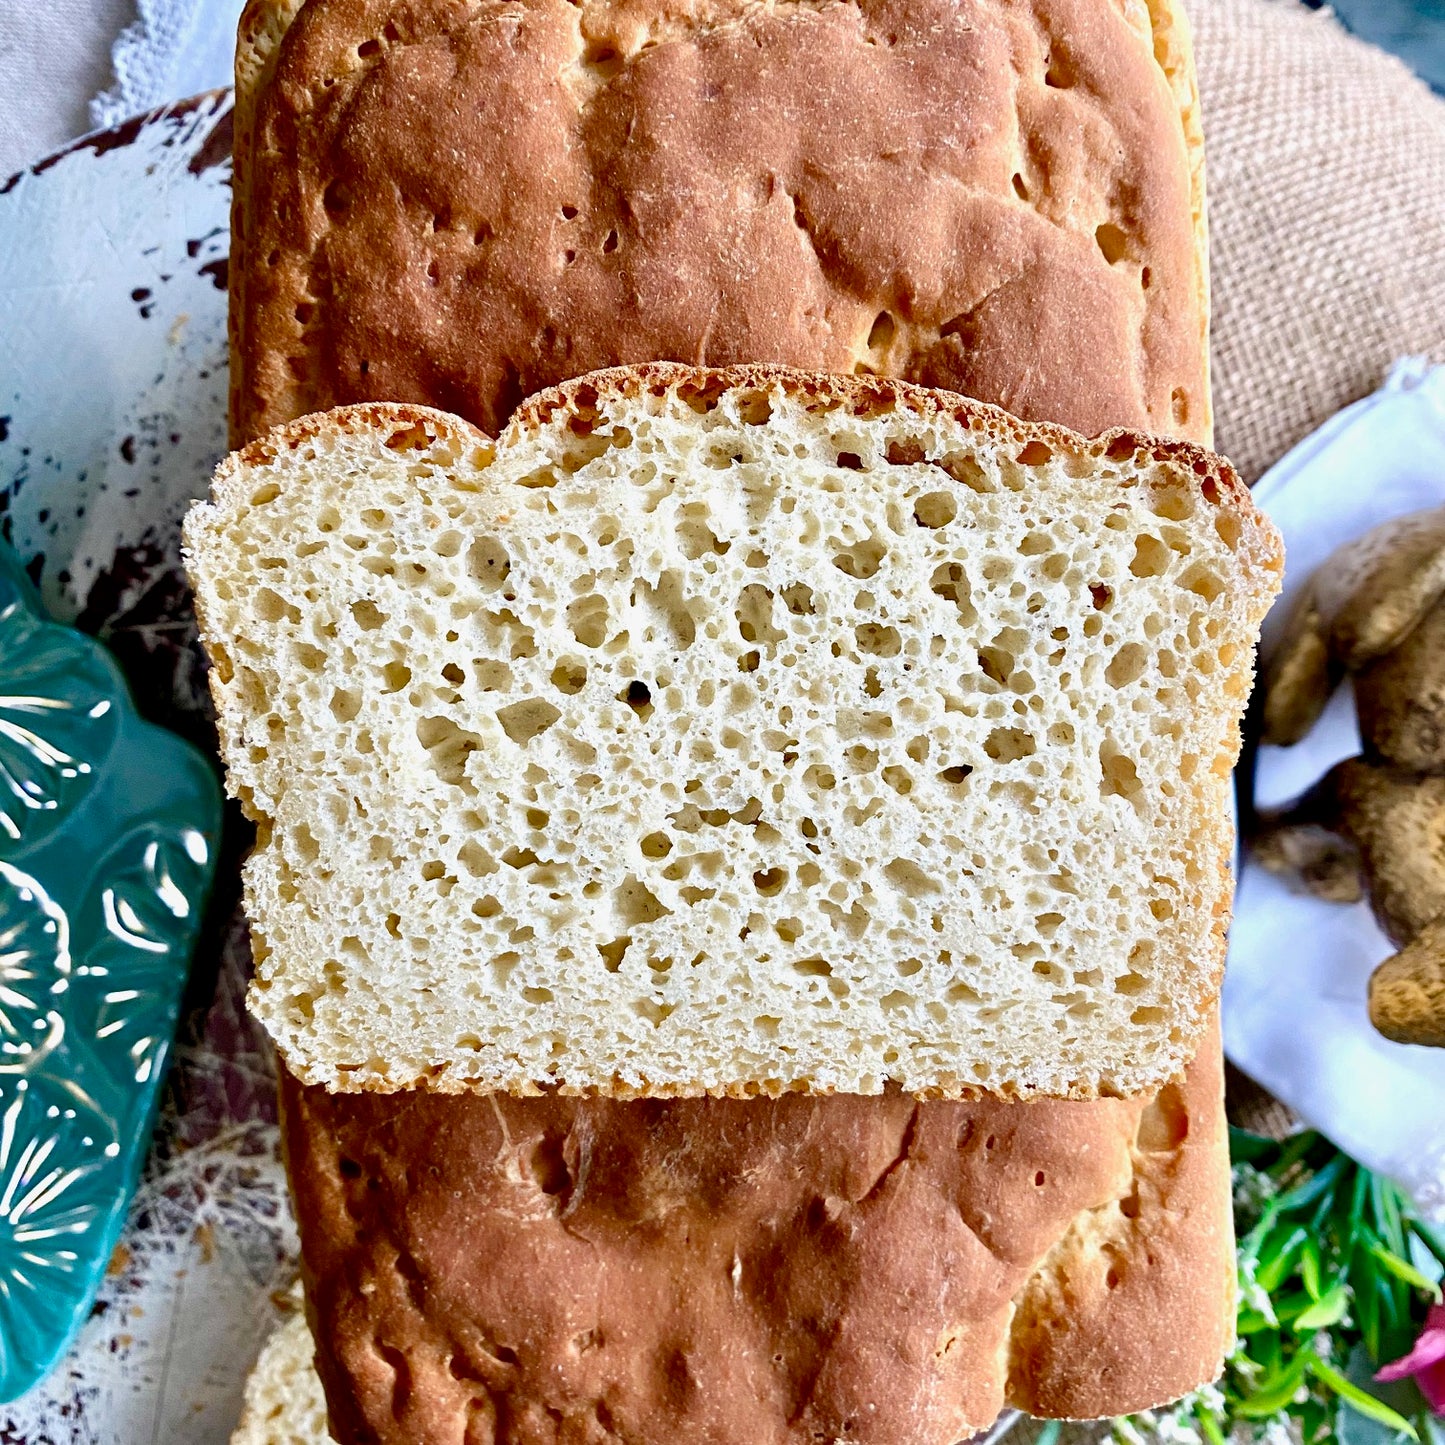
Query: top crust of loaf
xmin=187 ymin=365 xmax=1281 ymax=1099
xmin=229 ymin=0 xmax=1210 ymax=447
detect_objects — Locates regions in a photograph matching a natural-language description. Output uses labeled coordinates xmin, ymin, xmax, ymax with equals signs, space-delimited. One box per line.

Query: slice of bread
xmin=232 ymin=1287 xmax=330 ymax=1445
xmin=185 ymin=364 xmax=1281 ymax=1098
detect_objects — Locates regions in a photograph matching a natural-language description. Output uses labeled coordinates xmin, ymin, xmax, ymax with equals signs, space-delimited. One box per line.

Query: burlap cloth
xmin=1194 ymin=0 xmax=1445 ymax=484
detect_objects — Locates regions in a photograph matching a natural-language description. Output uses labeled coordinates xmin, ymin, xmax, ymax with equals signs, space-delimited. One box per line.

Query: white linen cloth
xmin=0 ymin=0 xmax=241 ymax=180
xmin=1226 ymin=356 xmax=1445 ymax=1219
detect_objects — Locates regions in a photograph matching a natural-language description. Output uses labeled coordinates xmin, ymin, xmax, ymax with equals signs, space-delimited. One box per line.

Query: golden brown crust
xmin=1004 ymin=1020 xmax=1234 ymax=1418
xmin=230 ymin=0 xmax=310 ymax=441
xmin=282 ymin=1024 xmax=1230 ymax=1445
xmin=230 ymin=0 xmax=1209 ymax=449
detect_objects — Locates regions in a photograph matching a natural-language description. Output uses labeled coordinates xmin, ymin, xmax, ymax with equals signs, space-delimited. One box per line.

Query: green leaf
xmin=1240 ymin=1209 xmax=1282 ymax=1267
xmin=1306 ymin=1355 xmax=1419 ymax=1440
xmin=1230 ymin=1127 xmax=1279 ymax=1165
xmin=1236 ymin=1307 xmax=1278 ymax=1336
xmin=1273 ymin=1289 xmax=1322 ymax=1323
xmin=1301 ymin=1237 xmax=1324 ymax=1300
xmin=1274 ymin=1155 xmax=1350 ymax=1215
xmin=1351 ymin=1165 xmax=1373 ymax=1230
xmin=1356 ymin=1275 xmax=1383 ymax=1363
xmin=1294 ymin=1283 xmax=1351 ymax=1330
xmin=1032 ymin=1420 xmax=1062 ymax=1445
xmin=1368 ymin=1242 xmax=1444 ymax=1302
xmin=1196 ymin=1403 xmax=1227 ymax=1445
xmin=1372 ymin=1176 xmax=1408 ymax=1257
xmin=1259 ymin=1225 xmax=1311 ymax=1291
xmin=1235 ymin=1354 xmax=1309 ymax=1417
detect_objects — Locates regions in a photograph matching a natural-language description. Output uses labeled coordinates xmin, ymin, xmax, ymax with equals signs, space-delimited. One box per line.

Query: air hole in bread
xmin=984 ymin=728 xmax=1035 ymax=763
xmin=567 ymin=594 xmax=609 ymax=647
xmin=833 ymin=538 xmax=885 ymax=579
xmin=855 ymin=623 xmax=901 ymax=657
xmin=621 ymin=681 xmax=653 ymax=720
xmin=529 ymin=1136 xmax=571 ymax=1196
xmin=597 ymin=937 xmax=631 ymax=973
xmin=1094 ymin=223 xmax=1129 ymax=265
xmin=1100 ymin=740 xmax=1142 ymax=806
xmin=582 ymin=44 xmax=623 ymax=80
xmin=415 ymin=715 xmax=482 ymax=786
xmin=1129 ymin=535 xmax=1170 ymax=578
xmin=1105 ymin=643 xmax=1146 ymax=688
xmin=1136 ymin=1084 xmax=1189 ymax=1150
xmin=1179 ymin=563 xmax=1224 ymax=602
xmin=914 ymin=492 xmax=956 ymax=529
xmin=322 ymin=179 xmax=353 ymax=217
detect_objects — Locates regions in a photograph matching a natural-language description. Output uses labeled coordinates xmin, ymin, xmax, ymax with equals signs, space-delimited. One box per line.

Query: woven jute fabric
xmin=1191 ymin=0 xmax=1445 ymax=484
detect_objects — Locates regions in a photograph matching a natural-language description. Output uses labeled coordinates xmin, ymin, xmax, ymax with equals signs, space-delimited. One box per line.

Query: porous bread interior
xmin=228 ymin=0 xmax=1219 ymax=445
xmin=185 ymin=367 xmax=1279 ymax=1098
xmin=231 ymin=1289 xmax=330 ymax=1445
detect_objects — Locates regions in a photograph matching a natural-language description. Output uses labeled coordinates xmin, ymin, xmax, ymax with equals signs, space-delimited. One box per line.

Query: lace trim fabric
xmin=91 ymin=0 xmax=247 ymax=130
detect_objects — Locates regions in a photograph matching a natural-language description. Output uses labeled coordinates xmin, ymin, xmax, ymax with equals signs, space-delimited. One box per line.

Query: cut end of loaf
xmin=185 ymin=365 xmax=1281 ymax=1098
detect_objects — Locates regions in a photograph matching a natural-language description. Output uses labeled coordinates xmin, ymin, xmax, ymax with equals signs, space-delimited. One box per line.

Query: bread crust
xmin=227 ymin=0 xmax=1212 ymax=448
xmin=280 ymin=1020 xmax=1229 ymax=1445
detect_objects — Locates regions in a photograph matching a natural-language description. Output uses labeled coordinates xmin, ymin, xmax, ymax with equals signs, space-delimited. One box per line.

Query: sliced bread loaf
xmin=184 ymin=364 xmax=1281 ymax=1098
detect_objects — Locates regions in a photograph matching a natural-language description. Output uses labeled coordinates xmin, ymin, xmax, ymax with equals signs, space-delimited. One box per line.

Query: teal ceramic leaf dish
xmin=0 ymin=540 xmax=220 ymax=1401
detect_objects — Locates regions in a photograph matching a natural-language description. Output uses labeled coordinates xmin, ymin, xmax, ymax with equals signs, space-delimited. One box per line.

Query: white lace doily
xmin=91 ymin=0 xmax=246 ymax=132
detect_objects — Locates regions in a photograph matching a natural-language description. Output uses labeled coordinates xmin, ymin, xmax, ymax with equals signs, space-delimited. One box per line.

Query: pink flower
xmin=1377 ymin=1303 xmax=1445 ymax=1414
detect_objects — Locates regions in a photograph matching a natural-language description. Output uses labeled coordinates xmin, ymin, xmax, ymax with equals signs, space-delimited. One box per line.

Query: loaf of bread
xmin=230 ymin=0 xmax=1209 ymax=448
xmin=278 ymin=1027 xmax=1231 ymax=1445
xmin=186 ymin=365 xmax=1280 ymax=1098
xmin=221 ymin=7 xmax=1244 ymax=1439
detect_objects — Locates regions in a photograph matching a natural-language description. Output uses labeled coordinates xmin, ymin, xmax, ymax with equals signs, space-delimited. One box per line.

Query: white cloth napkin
xmin=1225 ymin=356 xmax=1445 ymax=1219
xmin=0 ymin=0 xmax=241 ymax=179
